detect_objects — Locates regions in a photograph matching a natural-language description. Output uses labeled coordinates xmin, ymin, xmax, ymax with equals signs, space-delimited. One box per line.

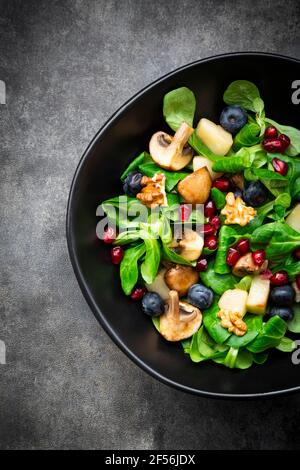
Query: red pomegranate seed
xmin=270 ymin=270 xmax=289 ymax=286
xmin=260 ymin=269 xmax=273 ymax=280
xmin=204 ymin=235 xmax=218 ymax=250
xmin=204 ymin=200 xmax=216 ymax=218
xmin=131 ymin=287 xmax=147 ymax=301
xmin=226 ymin=248 xmax=241 ymax=267
xmin=262 ymin=138 xmax=284 ymax=153
xmin=252 ymin=249 xmax=266 ymax=267
xmin=279 ymin=133 xmax=291 ymax=150
xmin=202 ymin=223 xmax=215 ymax=236
xmin=264 ymin=126 xmax=278 ymax=139
xmin=209 ymin=216 xmax=221 ymax=230
xmin=111 ymin=246 xmax=124 ymax=265
xmin=103 ymin=226 xmax=116 ymax=244
xmin=272 ymin=158 xmax=288 ymax=176
xmin=196 ymin=258 xmax=208 ymax=272
xmin=296 ymin=274 xmax=300 ymax=290
xmin=235 ymin=238 xmax=250 ymax=255
xmin=213 ymin=177 xmax=231 ymax=192
xmin=293 ymin=247 xmax=300 ymax=260
xmin=179 ymin=204 xmax=191 ymax=222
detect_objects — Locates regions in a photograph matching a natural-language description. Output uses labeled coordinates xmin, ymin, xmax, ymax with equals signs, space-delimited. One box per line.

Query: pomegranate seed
xmin=179 ymin=204 xmax=191 ymax=222
xmin=262 ymin=138 xmax=284 ymax=153
xmin=261 ymin=269 xmax=273 ymax=280
xmin=204 ymin=200 xmax=216 ymax=218
xmin=196 ymin=258 xmax=208 ymax=272
xmin=226 ymin=248 xmax=241 ymax=267
xmin=111 ymin=246 xmax=124 ymax=265
xmin=279 ymin=133 xmax=290 ymax=150
xmin=296 ymin=274 xmax=300 ymax=290
xmin=270 ymin=270 xmax=289 ymax=286
xmin=202 ymin=223 xmax=215 ymax=236
xmin=235 ymin=238 xmax=250 ymax=255
xmin=204 ymin=235 xmax=218 ymax=250
xmin=131 ymin=287 xmax=146 ymax=301
xmin=264 ymin=126 xmax=278 ymax=139
xmin=213 ymin=177 xmax=231 ymax=192
xmin=210 ymin=216 xmax=221 ymax=230
xmin=272 ymin=158 xmax=288 ymax=176
xmin=293 ymin=247 xmax=300 ymax=260
xmin=252 ymin=249 xmax=266 ymax=267
xmin=103 ymin=226 xmax=116 ymax=244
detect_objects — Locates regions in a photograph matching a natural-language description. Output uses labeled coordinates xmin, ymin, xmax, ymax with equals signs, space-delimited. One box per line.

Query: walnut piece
xmin=221 ymin=192 xmax=256 ymax=227
xmin=136 ymin=173 xmax=167 ymax=208
xmin=217 ymin=309 xmax=247 ymax=336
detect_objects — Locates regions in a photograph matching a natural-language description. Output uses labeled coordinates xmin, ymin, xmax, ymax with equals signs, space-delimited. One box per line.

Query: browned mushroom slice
xmin=149 ymin=122 xmax=193 ymax=171
xmin=164 ymin=265 xmax=199 ymax=297
xmin=177 ymin=167 xmax=212 ymax=204
xmin=160 ymin=290 xmax=202 ymax=342
xmin=232 ymin=252 xmax=268 ymax=277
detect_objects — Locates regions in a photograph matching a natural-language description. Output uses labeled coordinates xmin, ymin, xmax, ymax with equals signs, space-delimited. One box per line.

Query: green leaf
xmin=161 ymin=243 xmax=194 ymax=267
xmin=163 ymin=87 xmax=196 ymax=131
xmin=140 ymin=238 xmax=161 ymax=284
xmin=287 ymin=304 xmax=300 ymax=333
xmin=197 ymin=327 xmax=228 ymax=358
xmin=223 ymin=80 xmax=262 ymax=112
xmin=250 ymin=221 xmax=300 ymax=261
xmin=211 ymin=187 xmax=226 ymax=209
xmin=235 ymin=350 xmax=254 ymax=369
xmin=226 ymin=315 xmax=262 ymax=349
xmin=235 ymin=275 xmax=252 ymax=291
xmin=138 ymin=161 xmax=189 ymax=192
xmin=212 ymin=148 xmax=251 ymax=173
xmin=276 ymin=336 xmax=296 ymax=352
xmin=233 ymin=122 xmax=261 ymax=151
xmin=265 ymin=118 xmax=300 ymax=156
xmin=224 ymin=347 xmax=239 ymax=368
xmin=120 ymin=243 xmax=146 ymax=295
xmin=203 ymin=298 xmax=231 ymax=344
xmin=151 ymin=316 xmax=160 ymax=332
xmin=252 ymin=351 xmax=269 ymax=364
xmin=247 ymin=316 xmax=287 ymax=353
xmin=120 ymin=152 xmax=148 ymax=181
xmin=214 ymin=226 xmax=241 ymax=274
xmin=189 ymin=330 xmax=206 ymax=362
xmin=200 ymin=260 xmax=237 ymax=295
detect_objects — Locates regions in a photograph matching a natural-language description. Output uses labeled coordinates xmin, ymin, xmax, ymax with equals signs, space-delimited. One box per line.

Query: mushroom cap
xmin=164 ymin=265 xmax=199 ymax=297
xmin=160 ymin=290 xmax=202 ymax=342
xmin=178 ymin=228 xmax=204 ymax=261
xmin=177 ymin=167 xmax=212 ymax=204
xmin=149 ymin=122 xmax=193 ymax=171
xmin=146 ymin=268 xmax=170 ymax=301
xmin=232 ymin=253 xmax=268 ymax=277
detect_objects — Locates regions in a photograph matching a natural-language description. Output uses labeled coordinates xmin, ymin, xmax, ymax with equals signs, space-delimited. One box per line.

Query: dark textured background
xmin=0 ymin=0 xmax=300 ymax=450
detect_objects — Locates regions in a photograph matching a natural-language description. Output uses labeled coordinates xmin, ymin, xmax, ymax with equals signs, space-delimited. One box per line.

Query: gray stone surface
xmin=0 ymin=0 xmax=300 ymax=450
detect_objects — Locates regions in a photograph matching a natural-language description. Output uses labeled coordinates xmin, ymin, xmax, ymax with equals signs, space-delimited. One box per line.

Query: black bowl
xmin=67 ymin=52 xmax=300 ymax=398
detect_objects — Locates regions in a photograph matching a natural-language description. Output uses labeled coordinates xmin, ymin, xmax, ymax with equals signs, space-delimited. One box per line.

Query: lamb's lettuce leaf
xmin=163 ymin=87 xmax=196 ymax=131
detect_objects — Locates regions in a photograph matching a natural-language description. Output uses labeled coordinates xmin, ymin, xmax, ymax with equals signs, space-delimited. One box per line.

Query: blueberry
xmin=123 ymin=171 xmax=143 ymax=196
xmin=187 ymin=284 xmax=214 ymax=310
xmin=270 ymin=285 xmax=295 ymax=307
xmin=233 ymin=187 xmax=243 ymax=199
xmin=142 ymin=292 xmax=165 ymax=316
xmin=269 ymin=306 xmax=294 ymax=322
xmin=243 ymin=181 xmax=268 ymax=207
xmin=220 ymin=105 xmax=248 ymax=135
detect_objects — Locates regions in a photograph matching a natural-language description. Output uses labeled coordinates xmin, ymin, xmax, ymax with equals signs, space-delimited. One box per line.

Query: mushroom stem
xmin=167 ymin=290 xmax=180 ymax=320
xmin=171 ymin=122 xmax=194 ymax=151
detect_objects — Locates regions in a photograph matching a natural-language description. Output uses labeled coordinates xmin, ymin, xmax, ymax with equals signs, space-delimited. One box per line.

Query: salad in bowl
xmin=99 ymin=80 xmax=300 ymax=370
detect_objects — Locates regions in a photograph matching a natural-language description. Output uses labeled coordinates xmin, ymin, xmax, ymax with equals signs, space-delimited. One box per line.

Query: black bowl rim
xmin=66 ymin=51 xmax=300 ymax=399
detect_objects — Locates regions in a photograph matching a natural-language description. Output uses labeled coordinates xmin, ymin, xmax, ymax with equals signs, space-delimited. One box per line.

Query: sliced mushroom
xmin=146 ymin=268 xmax=170 ymax=301
xmin=164 ymin=265 xmax=199 ymax=297
xmin=160 ymin=290 xmax=202 ymax=341
xmin=230 ymin=173 xmax=245 ymax=190
xmin=178 ymin=228 xmax=204 ymax=261
xmin=232 ymin=252 xmax=268 ymax=277
xmin=149 ymin=122 xmax=193 ymax=171
xmin=178 ymin=167 xmax=212 ymax=204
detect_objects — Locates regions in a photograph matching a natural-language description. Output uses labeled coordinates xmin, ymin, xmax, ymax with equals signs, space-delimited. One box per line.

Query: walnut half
xmin=217 ymin=309 xmax=247 ymax=336
xmin=221 ymin=192 xmax=256 ymax=227
xmin=136 ymin=173 xmax=167 ymax=208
